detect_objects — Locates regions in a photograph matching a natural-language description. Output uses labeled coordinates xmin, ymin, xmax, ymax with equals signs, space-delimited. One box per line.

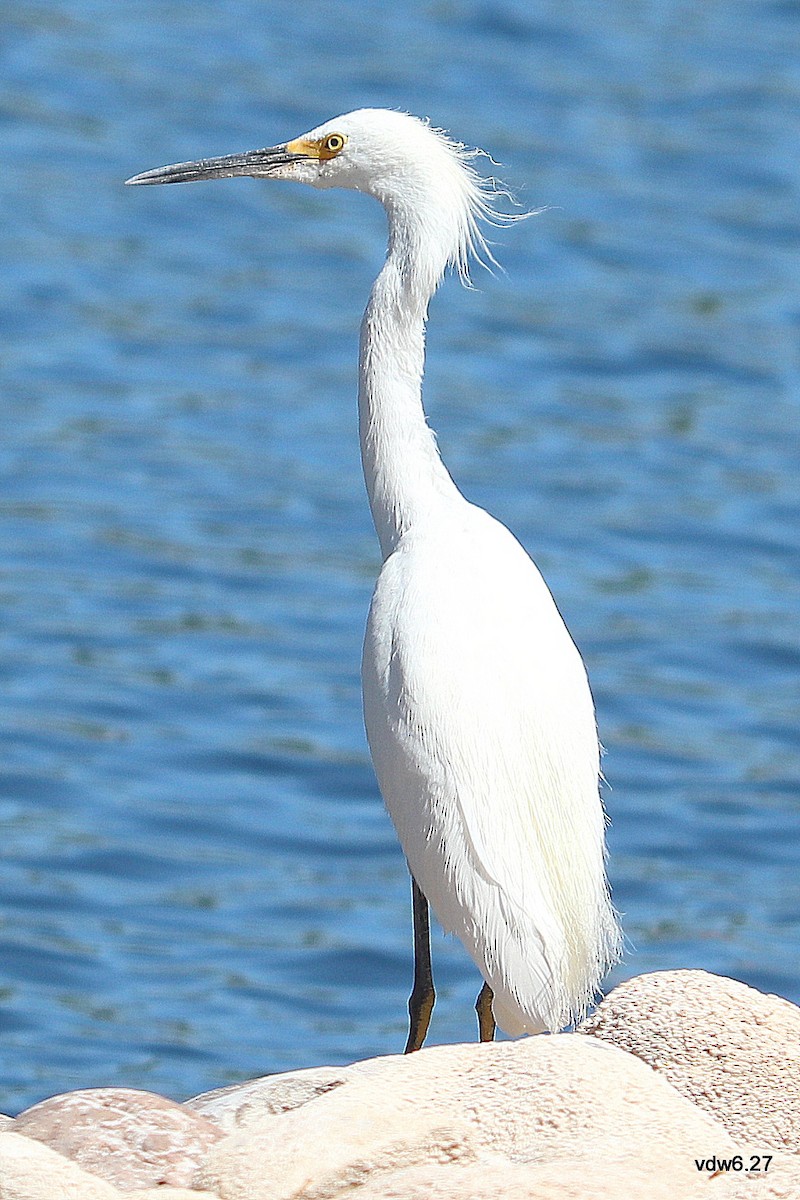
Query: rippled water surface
xmin=1 ymin=0 xmax=798 ymax=1111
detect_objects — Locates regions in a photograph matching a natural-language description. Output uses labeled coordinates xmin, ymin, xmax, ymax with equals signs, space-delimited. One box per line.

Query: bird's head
xmin=127 ymin=108 xmax=519 ymax=286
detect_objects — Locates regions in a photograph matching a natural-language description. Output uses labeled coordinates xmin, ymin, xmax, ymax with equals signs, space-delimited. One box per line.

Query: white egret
xmin=127 ymin=109 xmax=622 ymax=1050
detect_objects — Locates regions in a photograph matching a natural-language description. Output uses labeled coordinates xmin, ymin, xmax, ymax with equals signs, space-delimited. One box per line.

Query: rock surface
xmin=581 ymin=969 xmax=800 ymax=1154
xmin=195 ymin=1034 xmax=748 ymax=1200
xmin=0 ymin=1130 xmax=120 ymax=1199
xmin=0 ymin=1130 xmax=221 ymax=1200
xmin=129 ymin=1191 xmax=220 ymax=1199
xmin=11 ymin=1087 xmax=222 ymax=1191
xmin=186 ymin=1066 xmax=350 ymax=1133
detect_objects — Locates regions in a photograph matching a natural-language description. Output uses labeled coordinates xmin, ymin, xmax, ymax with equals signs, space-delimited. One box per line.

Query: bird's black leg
xmin=476 ymin=980 xmax=496 ymax=1042
xmin=404 ymin=876 xmax=435 ymax=1053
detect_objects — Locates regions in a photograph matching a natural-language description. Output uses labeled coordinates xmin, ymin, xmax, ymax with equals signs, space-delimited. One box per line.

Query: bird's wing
xmin=363 ymin=508 xmax=611 ymax=1022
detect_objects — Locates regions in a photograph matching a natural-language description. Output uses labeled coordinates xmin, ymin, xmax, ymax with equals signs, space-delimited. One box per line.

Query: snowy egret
xmin=127 ymin=109 xmax=622 ymax=1050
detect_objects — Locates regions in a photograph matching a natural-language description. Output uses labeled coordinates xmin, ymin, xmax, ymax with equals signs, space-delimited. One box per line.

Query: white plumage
xmin=128 ymin=107 xmax=622 ymax=1043
xmin=363 ymin=509 xmax=615 ymax=1034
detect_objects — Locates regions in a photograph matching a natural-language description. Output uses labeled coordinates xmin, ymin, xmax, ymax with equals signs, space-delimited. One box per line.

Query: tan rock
xmin=333 ymin=1159 xmax=586 ymax=1200
xmin=196 ymin=1035 xmax=745 ymax=1200
xmin=185 ymin=1066 xmax=349 ymax=1132
xmin=581 ymin=970 xmax=800 ymax=1154
xmin=130 ymin=1191 xmax=221 ymax=1199
xmin=346 ymin=1156 xmax=800 ymax=1200
xmin=0 ymin=1130 xmax=121 ymax=1199
xmin=343 ymin=1159 xmax=667 ymax=1200
xmin=196 ymin=1084 xmax=477 ymax=1200
xmin=11 ymin=1087 xmax=222 ymax=1191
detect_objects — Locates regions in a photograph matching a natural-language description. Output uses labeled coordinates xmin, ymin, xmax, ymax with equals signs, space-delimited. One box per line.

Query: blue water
xmin=1 ymin=0 xmax=798 ymax=1112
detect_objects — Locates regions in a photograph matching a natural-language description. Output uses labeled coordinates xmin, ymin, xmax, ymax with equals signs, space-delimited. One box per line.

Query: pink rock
xmin=11 ymin=1086 xmax=223 ymax=1191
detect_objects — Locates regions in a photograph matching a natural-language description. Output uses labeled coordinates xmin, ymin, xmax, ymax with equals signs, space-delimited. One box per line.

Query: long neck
xmin=358 ymin=220 xmax=461 ymax=560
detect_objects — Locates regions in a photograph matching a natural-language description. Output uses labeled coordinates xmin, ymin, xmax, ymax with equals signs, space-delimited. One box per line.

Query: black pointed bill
xmin=125 ymin=144 xmax=308 ymax=186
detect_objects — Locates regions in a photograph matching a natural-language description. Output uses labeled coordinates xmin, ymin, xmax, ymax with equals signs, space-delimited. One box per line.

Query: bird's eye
xmin=320 ymin=132 xmax=347 ymax=159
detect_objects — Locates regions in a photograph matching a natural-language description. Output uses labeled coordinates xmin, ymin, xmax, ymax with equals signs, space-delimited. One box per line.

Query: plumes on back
xmin=363 ymin=503 xmax=622 ymax=1034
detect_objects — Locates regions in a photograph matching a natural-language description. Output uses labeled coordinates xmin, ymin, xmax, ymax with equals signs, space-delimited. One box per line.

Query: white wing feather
xmin=363 ymin=502 xmax=620 ymax=1034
